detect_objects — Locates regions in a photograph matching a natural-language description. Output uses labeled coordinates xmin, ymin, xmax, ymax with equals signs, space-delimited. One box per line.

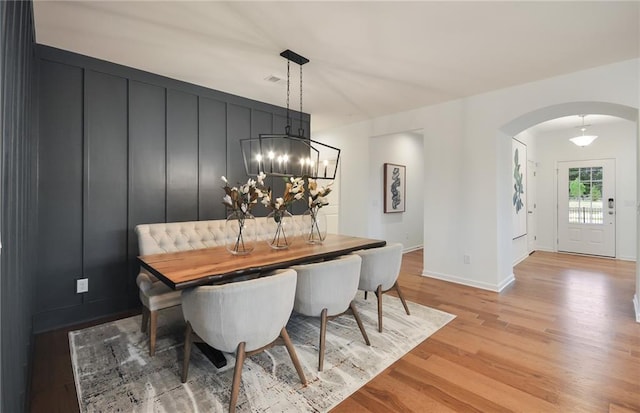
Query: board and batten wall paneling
xmin=167 ymin=89 xmax=199 ymax=222
xmin=127 ymin=80 xmax=167 ymax=293
xmin=198 ymin=97 xmax=228 ymax=220
xmin=36 ymin=60 xmax=84 ymax=314
xmin=84 ymin=70 xmax=129 ymax=304
xmin=226 ymin=104 xmax=252 ymax=187
xmin=129 ymin=81 xmax=167 ymax=226
xmin=34 ymin=45 xmax=311 ymax=332
xmin=0 ymin=1 xmax=38 ymax=411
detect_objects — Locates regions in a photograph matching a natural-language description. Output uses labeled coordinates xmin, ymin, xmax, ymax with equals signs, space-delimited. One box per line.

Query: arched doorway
xmin=499 ymin=101 xmax=639 ymax=322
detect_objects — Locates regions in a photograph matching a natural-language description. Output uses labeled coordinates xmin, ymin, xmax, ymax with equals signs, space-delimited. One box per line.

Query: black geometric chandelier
xmin=240 ymin=49 xmax=340 ymax=180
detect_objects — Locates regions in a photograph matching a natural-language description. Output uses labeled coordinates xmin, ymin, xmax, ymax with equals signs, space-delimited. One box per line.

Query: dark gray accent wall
xmin=0 ymin=1 xmax=38 ymax=412
xmin=34 ymin=45 xmax=310 ymax=333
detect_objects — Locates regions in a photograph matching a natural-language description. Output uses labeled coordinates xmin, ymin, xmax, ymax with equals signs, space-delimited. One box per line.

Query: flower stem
xmin=271 ymin=213 xmax=288 ymax=247
xmin=307 ymin=207 xmax=323 ymax=242
xmin=234 ymin=215 xmax=246 ymax=252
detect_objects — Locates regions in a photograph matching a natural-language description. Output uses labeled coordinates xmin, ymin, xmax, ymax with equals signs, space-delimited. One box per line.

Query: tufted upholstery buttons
xmin=135 ymin=216 xmax=307 ymax=255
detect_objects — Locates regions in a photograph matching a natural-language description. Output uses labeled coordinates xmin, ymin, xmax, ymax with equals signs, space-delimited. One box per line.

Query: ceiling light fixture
xmin=241 ymin=50 xmax=340 ymax=180
xmin=569 ymin=114 xmax=598 ymax=147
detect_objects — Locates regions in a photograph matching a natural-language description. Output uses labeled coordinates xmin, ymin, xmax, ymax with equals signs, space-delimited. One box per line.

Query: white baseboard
xmin=402 ymin=245 xmax=423 ymax=253
xmin=527 ymin=247 xmax=635 ymax=263
xmin=498 ymin=273 xmax=516 ymax=292
xmin=513 ymin=253 xmax=529 ymax=266
xmin=421 ymin=270 xmax=506 ymax=292
xmin=634 ymin=294 xmax=640 ymax=323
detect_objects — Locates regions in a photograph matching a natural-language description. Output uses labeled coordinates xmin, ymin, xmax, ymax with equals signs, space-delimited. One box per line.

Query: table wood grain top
xmin=138 ymin=234 xmax=386 ymax=290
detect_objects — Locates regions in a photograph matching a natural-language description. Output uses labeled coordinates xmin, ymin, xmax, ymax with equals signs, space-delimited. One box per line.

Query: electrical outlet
xmin=76 ymin=278 xmax=89 ymax=294
xmin=463 ymin=254 xmax=471 ymax=264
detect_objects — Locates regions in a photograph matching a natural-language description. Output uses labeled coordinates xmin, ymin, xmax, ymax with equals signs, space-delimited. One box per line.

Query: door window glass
xmin=568 ymin=167 xmax=603 ymax=224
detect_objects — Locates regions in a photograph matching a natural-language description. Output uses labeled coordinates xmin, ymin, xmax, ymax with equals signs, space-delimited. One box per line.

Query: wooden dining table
xmin=138 ymin=233 xmax=386 ymax=291
xmin=137 ymin=233 xmax=386 ymax=368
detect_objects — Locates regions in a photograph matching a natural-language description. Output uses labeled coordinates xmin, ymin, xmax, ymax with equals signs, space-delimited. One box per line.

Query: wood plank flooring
xmin=333 ymin=251 xmax=640 ymax=412
xmin=29 ymin=250 xmax=640 ymax=412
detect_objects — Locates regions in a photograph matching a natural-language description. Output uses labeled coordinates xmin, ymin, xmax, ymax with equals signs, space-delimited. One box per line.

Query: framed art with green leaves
xmin=512 ymin=138 xmax=527 ymax=239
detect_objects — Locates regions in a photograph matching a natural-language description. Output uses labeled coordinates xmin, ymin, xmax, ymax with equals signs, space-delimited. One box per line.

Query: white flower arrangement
xmin=261 ymin=176 xmax=305 ymax=212
xmin=222 ymin=172 xmax=266 ymax=214
xmin=306 ymin=178 xmax=332 ymax=209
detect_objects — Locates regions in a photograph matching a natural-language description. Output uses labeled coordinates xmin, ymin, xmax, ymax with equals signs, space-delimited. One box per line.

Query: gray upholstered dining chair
xmin=136 ymin=270 xmax=181 ymax=356
xmin=180 ymin=269 xmax=306 ymax=413
xmin=291 ymin=254 xmax=370 ymax=372
xmin=353 ymin=243 xmax=410 ymax=333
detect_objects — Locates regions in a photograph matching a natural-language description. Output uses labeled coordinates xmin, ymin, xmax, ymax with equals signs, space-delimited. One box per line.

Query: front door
xmin=557 ymin=159 xmax=615 ymax=257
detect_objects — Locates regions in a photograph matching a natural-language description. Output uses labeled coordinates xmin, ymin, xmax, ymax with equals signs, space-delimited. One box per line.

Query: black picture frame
xmin=384 ymin=163 xmax=406 ymax=213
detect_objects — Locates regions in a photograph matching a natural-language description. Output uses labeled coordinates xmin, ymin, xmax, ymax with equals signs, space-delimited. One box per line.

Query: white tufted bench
xmin=136 ymin=215 xmax=306 ymax=254
xmin=135 ymin=215 xmax=306 ymax=356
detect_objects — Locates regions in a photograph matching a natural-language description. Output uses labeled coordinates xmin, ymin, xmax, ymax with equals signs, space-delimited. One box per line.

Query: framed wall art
xmin=512 ymin=138 xmax=527 ymax=239
xmin=384 ymin=163 xmax=406 ymax=213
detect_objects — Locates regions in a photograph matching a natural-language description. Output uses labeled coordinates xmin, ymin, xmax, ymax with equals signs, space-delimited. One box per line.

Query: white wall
xmin=534 ymin=119 xmax=637 ymax=260
xmin=369 ymin=131 xmax=424 ymax=250
xmin=313 ymin=58 xmax=639 ymax=292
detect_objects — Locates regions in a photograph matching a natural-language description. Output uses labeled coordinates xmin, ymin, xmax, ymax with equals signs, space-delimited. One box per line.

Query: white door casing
xmin=527 ymin=160 xmax=537 ymax=254
xmin=557 ymin=159 xmax=615 ymax=257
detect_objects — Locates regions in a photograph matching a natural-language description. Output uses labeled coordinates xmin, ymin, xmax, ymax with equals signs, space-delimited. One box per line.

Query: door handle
xmin=528 ymin=211 xmax=533 ymax=214
xmin=608 ymin=211 xmax=615 ymax=215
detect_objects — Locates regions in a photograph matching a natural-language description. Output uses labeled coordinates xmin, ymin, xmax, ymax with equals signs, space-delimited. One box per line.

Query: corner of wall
xmin=498 ymin=273 xmax=516 ymax=292
xmin=422 ymin=270 xmax=506 ymax=292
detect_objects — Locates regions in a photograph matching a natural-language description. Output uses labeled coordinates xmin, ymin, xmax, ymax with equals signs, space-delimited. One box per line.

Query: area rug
xmin=70 ymin=295 xmax=455 ymax=412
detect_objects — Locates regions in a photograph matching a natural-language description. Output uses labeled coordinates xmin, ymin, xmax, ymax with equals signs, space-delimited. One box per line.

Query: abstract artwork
xmin=512 ymin=139 xmax=527 ymax=239
xmin=384 ymin=163 xmax=406 ymax=213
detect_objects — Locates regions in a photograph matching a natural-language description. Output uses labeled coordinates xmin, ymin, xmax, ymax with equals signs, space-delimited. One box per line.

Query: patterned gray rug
xmin=70 ymin=295 xmax=455 ymax=412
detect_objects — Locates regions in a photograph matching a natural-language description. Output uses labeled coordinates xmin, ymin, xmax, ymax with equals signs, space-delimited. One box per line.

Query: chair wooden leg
xmin=394 ymin=281 xmax=411 ymax=315
xmin=141 ymin=307 xmax=150 ymax=333
xmin=319 ymin=308 xmax=328 ymax=371
xmin=280 ymin=327 xmax=307 ymax=385
xmin=149 ymin=310 xmax=158 ymax=356
xmin=350 ymin=302 xmax=370 ymax=346
xmin=181 ymin=322 xmax=193 ymax=383
xmin=376 ymin=285 xmax=383 ymax=333
xmin=230 ymin=342 xmax=246 ymax=413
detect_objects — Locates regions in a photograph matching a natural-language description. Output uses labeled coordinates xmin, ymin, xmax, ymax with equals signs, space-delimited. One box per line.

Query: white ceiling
xmin=32 ymin=1 xmax=640 ymax=132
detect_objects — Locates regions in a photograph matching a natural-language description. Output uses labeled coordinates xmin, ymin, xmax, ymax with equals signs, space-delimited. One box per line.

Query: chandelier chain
xmin=299 ymin=65 xmax=304 ymax=136
xmin=286 ymin=59 xmax=291 ymax=133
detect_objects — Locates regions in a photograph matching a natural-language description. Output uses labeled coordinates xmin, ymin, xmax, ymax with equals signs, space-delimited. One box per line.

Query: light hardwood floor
xmin=334 ymin=250 xmax=640 ymax=412
xmin=29 ymin=250 xmax=639 ymax=412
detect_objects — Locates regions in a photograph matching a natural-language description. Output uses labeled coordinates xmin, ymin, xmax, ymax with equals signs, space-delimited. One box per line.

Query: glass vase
xmin=225 ymin=211 xmax=256 ymax=255
xmin=266 ymin=210 xmax=293 ymax=249
xmin=302 ymin=206 xmax=327 ymax=244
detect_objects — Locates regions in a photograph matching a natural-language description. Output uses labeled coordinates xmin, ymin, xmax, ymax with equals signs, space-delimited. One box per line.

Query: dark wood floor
xmin=29 ymin=250 xmax=640 ymax=412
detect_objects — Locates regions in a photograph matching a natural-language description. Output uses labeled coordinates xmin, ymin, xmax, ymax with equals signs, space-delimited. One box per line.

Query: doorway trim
xmin=499 ymin=101 xmax=638 ymax=322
